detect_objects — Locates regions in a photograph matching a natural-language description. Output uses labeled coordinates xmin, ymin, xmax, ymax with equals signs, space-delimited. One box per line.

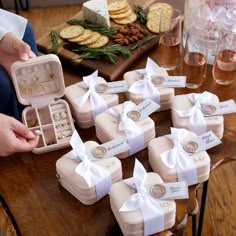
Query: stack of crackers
xmin=108 ymin=0 xmax=137 ymax=25
xmin=60 ymin=25 xmax=109 ymax=48
xmin=146 ymin=3 xmax=173 ymax=33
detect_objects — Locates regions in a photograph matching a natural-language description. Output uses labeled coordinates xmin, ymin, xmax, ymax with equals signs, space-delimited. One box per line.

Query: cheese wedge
xmin=82 ymin=0 xmax=110 ymax=27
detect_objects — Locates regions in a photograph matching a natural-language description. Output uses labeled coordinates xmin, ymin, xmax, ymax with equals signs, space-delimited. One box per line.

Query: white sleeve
xmin=0 ymin=9 xmax=27 ymax=40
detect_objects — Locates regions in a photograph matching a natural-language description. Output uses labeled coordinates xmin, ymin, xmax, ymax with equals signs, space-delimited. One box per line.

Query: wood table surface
xmin=0 ymin=1 xmax=236 ymax=236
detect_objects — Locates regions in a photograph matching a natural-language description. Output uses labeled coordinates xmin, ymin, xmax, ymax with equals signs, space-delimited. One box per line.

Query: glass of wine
xmin=156 ymin=8 xmax=182 ymax=71
xmin=212 ymin=31 xmax=236 ymax=85
xmin=182 ymin=30 xmax=208 ymax=89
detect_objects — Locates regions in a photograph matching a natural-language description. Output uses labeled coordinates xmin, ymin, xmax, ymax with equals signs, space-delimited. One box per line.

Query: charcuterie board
xmin=37 ymin=0 xmax=184 ymax=81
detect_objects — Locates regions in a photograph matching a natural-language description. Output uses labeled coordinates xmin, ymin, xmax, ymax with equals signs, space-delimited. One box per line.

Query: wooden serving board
xmin=37 ymin=0 xmax=184 ymax=81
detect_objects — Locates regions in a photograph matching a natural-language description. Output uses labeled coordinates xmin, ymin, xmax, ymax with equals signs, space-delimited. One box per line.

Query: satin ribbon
xmin=67 ymin=130 xmax=112 ymax=200
xmin=74 ymin=70 xmax=108 ymax=122
xmin=161 ymin=128 xmax=198 ymax=186
xmin=108 ymin=102 xmax=144 ymax=155
xmin=129 ymin=58 xmax=168 ymax=104
xmin=120 ymin=159 xmax=166 ymax=236
xmin=173 ymin=91 xmax=215 ymax=135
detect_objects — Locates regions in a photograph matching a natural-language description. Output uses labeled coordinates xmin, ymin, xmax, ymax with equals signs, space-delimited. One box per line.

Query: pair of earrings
xmin=53 ymin=111 xmax=67 ymax=121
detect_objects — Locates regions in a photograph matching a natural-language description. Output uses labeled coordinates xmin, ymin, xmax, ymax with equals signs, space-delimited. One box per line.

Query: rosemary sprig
xmin=129 ymin=35 xmax=157 ymax=51
xmin=133 ymin=5 xmax=147 ymax=24
xmin=67 ymin=19 xmax=118 ymax=37
xmin=73 ymin=44 xmax=131 ymax=64
xmin=50 ymin=30 xmax=59 ymax=54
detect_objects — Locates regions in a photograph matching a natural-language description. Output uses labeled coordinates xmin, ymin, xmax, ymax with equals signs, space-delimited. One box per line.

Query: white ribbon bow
xmin=174 ymin=91 xmax=215 ymax=135
xmin=109 ymin=102 xmax=144 ymax=155
xmin=75 ymin=70 xmax=108 ymax=121
xmin=161 ymin=128 xmax=198 ymax=185
xmin=68 ymin=130 xmax=111 ymax=200
xmin=120 ymin=159 xmax=165 ymax=236
xmin=129 ymin=58 xmax=168 ymax=104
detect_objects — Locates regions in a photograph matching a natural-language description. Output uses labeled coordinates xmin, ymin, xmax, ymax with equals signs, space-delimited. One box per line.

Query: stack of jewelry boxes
xmin=11 ymin=54 xmax=75 ymax=154
xmin=123 ymin=57 xmax=175 ymax=111
xmin=64 ymin=71 xmax=119 ymax=129
xmin=56 ymin=133 xmax=123 ymax=205
xmin=110 ymin=160 xmax=176 ymax=236
xmin=95 ymin=100 xmax=157 ymax=159
xmin=171 ymin=92 xmax=224 ymax=139
xmin=148 ymin=128 xmax=211 ymax=186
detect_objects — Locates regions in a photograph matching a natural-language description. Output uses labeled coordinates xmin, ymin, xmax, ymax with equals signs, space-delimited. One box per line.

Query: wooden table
xmin=0 ymin=1 xmax=236 ymax=235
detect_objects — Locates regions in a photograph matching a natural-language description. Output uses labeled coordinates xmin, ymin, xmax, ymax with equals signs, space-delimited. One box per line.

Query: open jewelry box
xmin=11 ymin=54 xmax=75 ymax=154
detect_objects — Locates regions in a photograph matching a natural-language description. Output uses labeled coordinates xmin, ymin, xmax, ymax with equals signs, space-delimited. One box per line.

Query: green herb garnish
xmin=67 ymin=20 xmax=118 ymax=37
xmin=50 ymin=30 xmax=59 ymax=54
xmin=133 ymin=5 xmax=147 ymax=24
xmin=129 ymin=35 xmax=157 ymax=51
xmin=73 ymin=44 xmax=131 ymax=64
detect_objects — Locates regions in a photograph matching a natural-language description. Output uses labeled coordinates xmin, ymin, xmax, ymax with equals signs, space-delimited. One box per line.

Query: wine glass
xmin=212 ymin=31 xmax=236 ymax=85
xmin=182 ymin=30 xmax=208 ymax=89
xmin=156 ymin=8 xmax=182 ymax=71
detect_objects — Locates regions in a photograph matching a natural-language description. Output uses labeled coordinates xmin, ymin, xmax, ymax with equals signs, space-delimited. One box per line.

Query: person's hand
xmin=0 ymin=32 xmax=36 ymax=77
xmin=0 ymin=113 xmax=39 ymax=157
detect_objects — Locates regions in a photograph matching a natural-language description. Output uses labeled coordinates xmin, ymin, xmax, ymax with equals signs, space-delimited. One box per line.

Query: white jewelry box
xmin=110 ymin=172 xmax=176 ymax=236
xmin=56 ymin=140 xmax=122 ymax=205
xmin=148 ymin=130 xmax=211 ymax=185
xmin=11 ymin=54 xmax=75 ymax=154
xmin=64 ymin=77 xmax=119 ymax=129
xmin=124 ymin=70 xmax=174 ymax=110
xmin=94 ymin=101 xmax=156 ymax=159
xmin=171 ymin=93 xmax=224 ymax=139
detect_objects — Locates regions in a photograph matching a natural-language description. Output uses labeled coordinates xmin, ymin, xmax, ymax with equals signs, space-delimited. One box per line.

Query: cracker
xmin=68 ymin=29 xmax=93 ymax=42
xmin=109 ymin=8 xmax=133 ymax=19
xmin=149 ymin=2 xmax=172 ymax=12
xmin=87 ymin=35 xmax=109 ymax=48
xmin=147 ymin=19 xmax=160 ymax=33
xmin=60 ymin=25 xmax=84 ymax=39
xmin=147 ymin=7 xmax=173 ymax=33
xmin=147 ymin=9 xmax=162 ymax=20
xmin=78 ymin=32 xmax=102 ymax=46
xmin=113 ymin=12 xmax=137 ymax=25
xmin=108 ymin=5 xmax=130 ymax=15
xmin=108 ymin=0 xmax=128 ymax=12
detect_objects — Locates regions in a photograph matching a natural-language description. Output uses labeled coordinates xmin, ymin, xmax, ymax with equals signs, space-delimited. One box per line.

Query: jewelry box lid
xmin=11 ymin=54 xmax=65 ymax=107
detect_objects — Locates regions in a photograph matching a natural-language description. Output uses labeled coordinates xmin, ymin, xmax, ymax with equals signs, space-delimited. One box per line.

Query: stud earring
xmin=58 ymin=133 xmax=66 ymax=140
xmin=60 ymin=111 xmax=67 ymax=119
xmin=54 ymin=113 xmax=61 ymax=121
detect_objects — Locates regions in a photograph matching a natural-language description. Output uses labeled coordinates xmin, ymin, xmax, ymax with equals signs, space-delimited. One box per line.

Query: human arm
xmin=0 ymin=113 xmax=39 ymax=157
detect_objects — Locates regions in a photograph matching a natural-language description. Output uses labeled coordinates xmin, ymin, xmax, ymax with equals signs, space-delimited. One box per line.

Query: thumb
xmin=18 ymin=43 xmax=32 ymax=60
xmin=10 ymin=118 xmax=36 ymax=139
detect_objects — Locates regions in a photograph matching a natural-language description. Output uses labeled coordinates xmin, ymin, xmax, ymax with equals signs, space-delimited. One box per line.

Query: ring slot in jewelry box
xmin=11 ymin=54 xmax=75 ymax=154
